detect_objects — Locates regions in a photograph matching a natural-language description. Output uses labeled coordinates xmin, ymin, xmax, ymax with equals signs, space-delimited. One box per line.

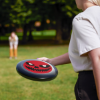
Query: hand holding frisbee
xmin=16 ymin=59 xmax=58 ymax=81
xmin=37 ymin=57 xmax=51 ymax=64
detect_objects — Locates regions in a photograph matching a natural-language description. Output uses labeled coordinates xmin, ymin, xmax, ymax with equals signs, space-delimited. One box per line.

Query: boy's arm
xmin=38 ymin=53 xmax=71 ymax=66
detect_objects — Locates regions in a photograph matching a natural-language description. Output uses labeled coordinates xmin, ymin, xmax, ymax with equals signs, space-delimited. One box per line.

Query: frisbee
xmin=16 ymin=59 xmax=58 ymax=81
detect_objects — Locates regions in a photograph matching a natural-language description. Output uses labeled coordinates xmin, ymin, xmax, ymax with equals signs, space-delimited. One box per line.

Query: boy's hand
xmin=37 ymin=57 xmax=51 ymax=63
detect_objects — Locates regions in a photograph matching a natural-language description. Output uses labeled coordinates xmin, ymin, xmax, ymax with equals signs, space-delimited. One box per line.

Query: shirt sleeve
xmin=73 ymin=18 xmax=100 ymax=56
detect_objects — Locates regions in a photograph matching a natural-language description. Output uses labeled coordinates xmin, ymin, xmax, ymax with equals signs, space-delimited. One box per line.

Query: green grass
xmin=0 ymin=45 xmax=78 ymax=100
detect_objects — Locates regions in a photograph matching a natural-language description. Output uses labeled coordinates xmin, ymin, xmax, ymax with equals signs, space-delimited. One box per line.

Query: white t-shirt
xmin=68 ymin=6 xmax=100 ymax=72
xmin=9 ymin=35 xmax=18 ymax=45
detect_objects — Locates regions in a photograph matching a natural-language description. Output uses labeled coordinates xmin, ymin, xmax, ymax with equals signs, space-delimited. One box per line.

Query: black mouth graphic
xmin=25 ymin=66 xmax=51 ymax=72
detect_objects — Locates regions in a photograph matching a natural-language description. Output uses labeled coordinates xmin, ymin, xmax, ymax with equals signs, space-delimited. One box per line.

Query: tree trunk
xmin=28 ymin=22 xmax=33 ymax=41
xmin=55 ymin=17 xmax=63 ymax=43
xmin=62 ymin=17 xmax=72 ymax=40
xmin=55 ymin=4 xmax=63 ymax=44
xmin=1 ymin=25 xmax=6 ymax=36
xmin=22 ymin=24 xmax=28 ymax=44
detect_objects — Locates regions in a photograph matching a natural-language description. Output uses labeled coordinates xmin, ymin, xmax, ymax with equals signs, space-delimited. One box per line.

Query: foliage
xmin=0 ymin=0 xmax=81 ymax=25
xmin=10 ymin=0 xmax=38 ymax=25
xmin=0 ymin=0 xmax=82 ymax=42
xmin=42 ymin=0 xmax=81 ymax=17
xmin=0 ymin=0 xmax=15 ymax=24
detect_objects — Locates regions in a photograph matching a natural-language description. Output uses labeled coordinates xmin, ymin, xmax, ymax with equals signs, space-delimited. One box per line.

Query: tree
xmin=9 ymin=0 xmax=43 ymax=43
xmin=42 ymin=0 xmax=81 ymax=43
xmin=0 ymin=0 xmax=81 ymax=43
xmin=0 ymin=0 xmax=16 ymax=36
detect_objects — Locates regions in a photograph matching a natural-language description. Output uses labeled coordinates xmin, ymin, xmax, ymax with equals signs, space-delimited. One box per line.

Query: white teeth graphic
xmin=43 ymin=65 xmax=46 ymax=67
xmin=29 ymin=63 xmax=33 ymax=65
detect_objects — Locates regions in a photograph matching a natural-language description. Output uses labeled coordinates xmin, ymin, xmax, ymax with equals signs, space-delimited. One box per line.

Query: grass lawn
xmin=0 ymin=45 xmax=78 ymax=100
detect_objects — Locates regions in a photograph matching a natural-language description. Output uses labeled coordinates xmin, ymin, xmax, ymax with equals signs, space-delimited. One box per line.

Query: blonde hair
xmin=88 ymin=0 xmax=100 ymax=6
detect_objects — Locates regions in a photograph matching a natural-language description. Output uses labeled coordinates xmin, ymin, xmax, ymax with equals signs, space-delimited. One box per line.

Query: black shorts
xmin=74 ymin=71 xmax=98 ymax=100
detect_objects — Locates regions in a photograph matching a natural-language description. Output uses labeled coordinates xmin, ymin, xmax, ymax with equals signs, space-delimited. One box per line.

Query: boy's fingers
xmin=37 ymin=57 xmax=49 ymax=62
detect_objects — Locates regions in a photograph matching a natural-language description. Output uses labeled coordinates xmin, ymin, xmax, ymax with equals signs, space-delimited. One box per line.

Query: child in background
xmin=9 ymin=32 xmax=18 ymax=59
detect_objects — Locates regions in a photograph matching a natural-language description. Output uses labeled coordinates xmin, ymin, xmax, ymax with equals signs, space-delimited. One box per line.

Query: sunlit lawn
xmin=0 ymin=45 xmax=78 ymax=100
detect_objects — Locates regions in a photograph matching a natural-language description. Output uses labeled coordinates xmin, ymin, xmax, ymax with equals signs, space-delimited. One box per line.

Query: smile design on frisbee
xmin=16 ymin=59 xmax=58 ymax=81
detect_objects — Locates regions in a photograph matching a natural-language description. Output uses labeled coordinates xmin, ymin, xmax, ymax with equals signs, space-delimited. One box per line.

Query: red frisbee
xmin=16 ymin=59 xmax=58 ymax=81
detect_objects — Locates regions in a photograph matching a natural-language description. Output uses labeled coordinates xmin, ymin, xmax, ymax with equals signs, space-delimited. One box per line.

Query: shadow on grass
xmin=0 ymin=56 xmax=9 ymax=59
xmin=0 ymin=40 xmax=70 ymax=47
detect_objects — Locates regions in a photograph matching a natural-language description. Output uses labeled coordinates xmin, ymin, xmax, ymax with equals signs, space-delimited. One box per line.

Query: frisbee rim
xmin=16 ymin=59 xmax=58 ymax=81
